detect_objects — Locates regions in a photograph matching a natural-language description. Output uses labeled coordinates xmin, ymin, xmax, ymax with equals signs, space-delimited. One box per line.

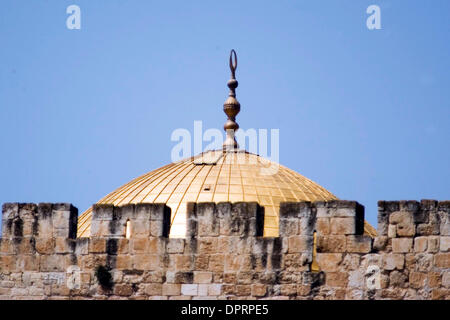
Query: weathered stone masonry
xmin=0 ymin=200 xmax=449 ymax=300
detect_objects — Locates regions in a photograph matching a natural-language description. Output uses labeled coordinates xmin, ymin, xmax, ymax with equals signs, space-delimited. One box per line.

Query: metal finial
xmin=229 ymin=49 xmax=237 ymax=79
xmin=223 ymin=49 xmax=240 ymax=151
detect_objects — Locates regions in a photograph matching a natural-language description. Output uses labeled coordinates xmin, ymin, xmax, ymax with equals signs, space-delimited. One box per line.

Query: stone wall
xmin=0 ymin=200 xmax=448 ymax=300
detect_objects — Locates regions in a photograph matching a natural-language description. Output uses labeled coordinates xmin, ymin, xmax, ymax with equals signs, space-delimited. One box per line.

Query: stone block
xmin=389 ymin=211 xmax=415 ymax=237
xmin=277 ymin=284 xmax=295 ymax=296
xmin=378 ymin=201 xmax=397 ymax=235
xmin=1 ymin=203 xmax=29 ymax=238
xmin=225 ymin=255 xmax=243 ymax=272
xmin=431 ymin=288 xmax=450 ymax=300
xmin=416 ymin=211 xmax=441 ymax=236
xmin=316 ymin=218 xmax=330 ymax=235
xmin=198 ymin=238 xmax=218 ymax=254
xmin=55 ymin=238 xmax=73 ymax=254
xmin=442 ymin=272 xmax=450 ymax=288
xmin=282 ymin=253 xmax=310 ymax=271
xmin=348 ymin=270 xmax=364 ymax=288
xmin=389 ymin=270 xmax=408 ymax=288
xmin=194 ymin=203 xmax=219 ymax=237
xmin=360 ymin=253 xmax=382 ymax=269
xmin=383 ymin=254 xmax=405 ymax=270
xmin=28 ymin=287 xmax=45 ymax=296
xmin=162 ymin=284 xmax=181 ymax=296
xmin=172 ymin=272 xmax=194 ymax=284
xmin=17 ymin=204 xmax=38 ymax=237
xmin=399 ymin=201 xmax=420 ymax=212
xmin=428 ymin=236 xmax=440 ymax=253
xmin=236 ymin=271 xmax=253 ymax=285
xmin=420 ymin=199 xmax=438 ymax=211
xmin=414 ymin=237 xmax=428 ymax=252
xmin=131 ymin=220 xmax=151 ymax=238
xmin=415 ymin=253 xmax=434 ymax=272
xmin=132 ymin=238 xmax=150 ymax=254
xmin=143 ymin=271 xmax=165 ymax=284
xmin=40 ymin=256 xmax=65 ymax=272
xmin=342 ymin=254 xmax=360 ymax=270
xmin=236 ymin=285 xmax=252 ymax=296
xmin=409 ymin=272 xmax=427 ymax=289
xmin=388 ymin=225 xmax=397 ymax=238
xmin=0 ymin=239 xmax=12 ymax=254
xmin=439 ymin=210 xmax=450 ymax=235
xmin=330 ymin=218 xmax=356 ymax=235
xmin=223 ymin=273 xmax=236 ymax=283
xmin=150 ymin=220 xmax=168 ymax=238
xmin=115 ymin=239 xmax=129 ymax=254
xmin=316 ymin=200 xmax=363 ymax=218
xmin=52 ymin=204 xmax=78 ymax=239
xmin=208 ymin=284 xmax=222 ymax=296
xmin=193 ymin=272 xmax=212 ymax=284
xmin=373 ymin=236 xmax=388 ymax=251
xmin=167 ymin=239 xmax=185 ymax=253
xmin=435 ymin=253 xmax=450 ymax=268
xmin=92 ymin=204 xmax=114 ymax=221
xmin=134 ymin=204 xmax=170 ymax=237
xmin=218 ymin=202 xmax=263 ymax=237
xmin=80 ymin=254 xmax=107 ymax=271
xmin=194 ymin=254 xmax=209 ymax=271
xmin=208 ymin=255 xmax=224 ymax=272
xmin=440 ymin=237 xmax=450 ymax=252
xmin=115 ymin=255 xmax=132 ymax=270
xmin=175 ymin=255 xmax=194 ymax=271
xmin=251 ymin=284 xmax=267 ymax=297
xmin=427 ymin=272 xmax=441 ymax=288
xmin=316 ymin=235 xmax=346 ymax=253
xmin=287 ymin=236 xmax=312 ymax=253
xmin=89 ymin=238 xmax=106 ymax=253
xmin=279 ymin=218 xmax=299 ymax=236
xmin=326 ymin=272 xmax=348 ymax=287
xmin=148 ymin=296 xmax=168 ymax=300
xmin=316 ymin=253 xmax=342 ymax=272
xmin=114 ymin=284 xmax=133 ymax=296
xmin=35 ymin=203 xmax=52 ymax=236
xmin=73 ymin=238 xmax=89 ymax=255
xmin=346 ymin=235 xmax=372 ymax=253
xmin=392 ymin=238 xmax=413 ymax=253
xmin=279 ymin=202 xmax=313 ymax=236
xmin=147 ymin=238 xmax=160 ymax=253
xmin=222 ymin=284 xmax=236 ymax=295
xmin=19 ymin=256 xmax=40 ymax=271
xmin=134 ymin=254 xmax=159 ymax=270
xmin=2 ymin=203 xmax=19 ymax=221
xmin=192 ymin=284 xmax=206 ymax=296
xmin=35 ymin=238 xmax=55 ymax=255
xmin=181 ymin=284 xmax=198 ymax=296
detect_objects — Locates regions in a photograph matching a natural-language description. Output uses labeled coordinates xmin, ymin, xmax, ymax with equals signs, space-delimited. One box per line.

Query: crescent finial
xmin=229 ymin=49 xmax=237 ymax=79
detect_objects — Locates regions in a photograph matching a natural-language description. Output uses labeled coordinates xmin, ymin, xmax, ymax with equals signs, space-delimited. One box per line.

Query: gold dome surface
xmin=77 ymin=150 xmax=344 ymax=238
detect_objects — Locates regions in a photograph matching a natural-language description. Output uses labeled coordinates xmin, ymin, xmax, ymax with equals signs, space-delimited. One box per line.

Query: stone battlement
xmin=0 ymin=200 xmax=449 ymax=299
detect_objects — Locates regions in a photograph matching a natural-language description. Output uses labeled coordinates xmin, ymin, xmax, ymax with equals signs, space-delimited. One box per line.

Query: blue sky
xmin=0 ymin=0 xmax=449 ymax=231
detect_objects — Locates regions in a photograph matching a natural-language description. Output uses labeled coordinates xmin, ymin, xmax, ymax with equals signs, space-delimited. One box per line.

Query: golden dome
xmin=77 ymin=50 xmax=377 ymax=239
xmin=77 ymin=150 xmax=343 ymax=238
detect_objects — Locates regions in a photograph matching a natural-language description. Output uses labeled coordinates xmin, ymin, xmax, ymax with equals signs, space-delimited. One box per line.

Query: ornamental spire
xmin=222 ymin=49 xmax=241 ymax=151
